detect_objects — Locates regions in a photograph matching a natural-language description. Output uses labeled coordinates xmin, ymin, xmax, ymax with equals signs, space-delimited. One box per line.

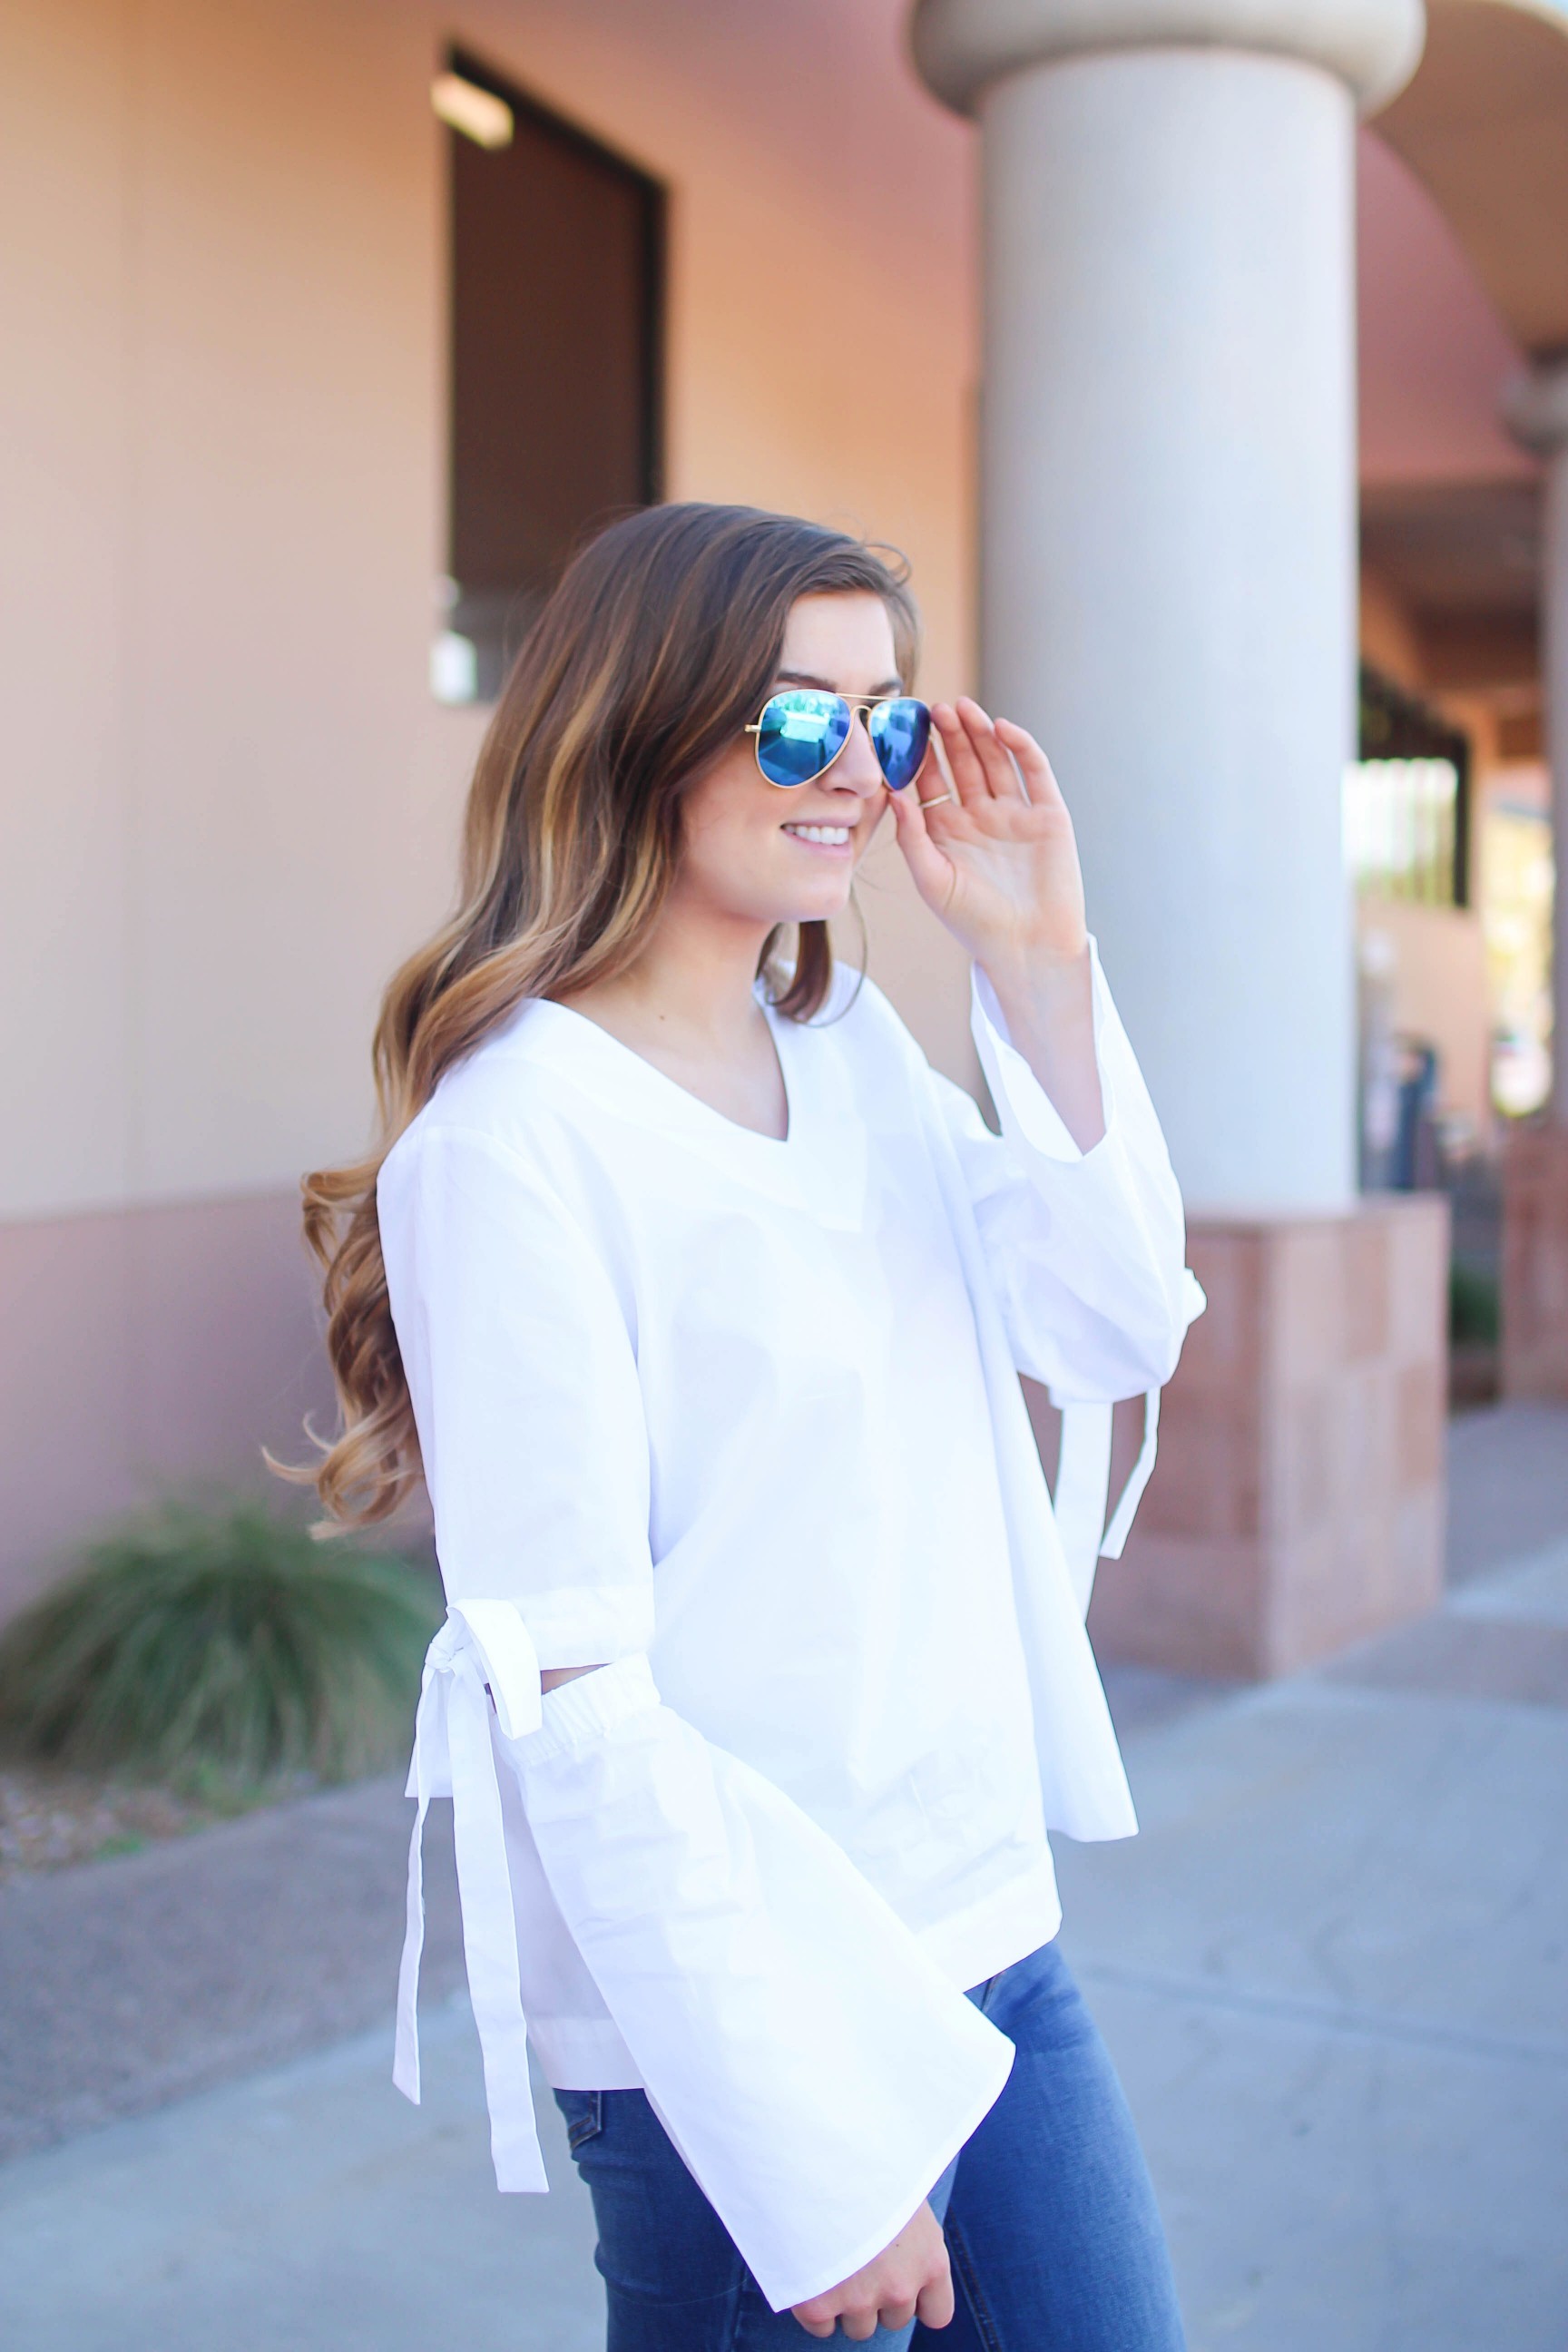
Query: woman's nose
xmin=829 ymin=715 xmax=887 ymax=796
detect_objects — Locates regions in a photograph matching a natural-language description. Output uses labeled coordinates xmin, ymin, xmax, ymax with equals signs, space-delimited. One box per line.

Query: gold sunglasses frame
xmin=744 ymin=691 xmax=931 ymax=789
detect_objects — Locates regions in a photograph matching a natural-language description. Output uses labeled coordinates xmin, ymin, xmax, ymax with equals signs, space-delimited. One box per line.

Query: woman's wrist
xmin=980 ymin=942 xmax=1106 ymax=1152
xmin=979 ymin=936 xmax=1092 ymax=1040
xmin=541 ymin=1662 xmax=604 ymax=1693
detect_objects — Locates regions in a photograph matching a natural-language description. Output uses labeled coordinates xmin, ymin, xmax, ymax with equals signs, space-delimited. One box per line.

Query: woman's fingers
xmin=931 ymin=699 xmax=1067 ymax=820
xmin=876 ymin=2298 xmax=919 ymax=2333
xmin=930 ymin=700 xmax=991 ymax=807
xmin=952 ymin=696 xmax=1028 ymax=800
xmin=916 ymin=728 xmax=957 ymax=812
xmin=994 ymin=714 xmax=1066 ymax=811
xmin=887 ymin=778 xmax=957 ymax=911
xmin=917 ymin=2266 xmax=958 ymax=2329
xmin=957 ymin=696 xmax=1027 ymax=800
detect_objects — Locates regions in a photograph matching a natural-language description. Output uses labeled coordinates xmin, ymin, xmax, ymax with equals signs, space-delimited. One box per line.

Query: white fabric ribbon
xmin=393 ymin=1601 xmax=549 ymax=2193
xmin=1055 ymin=1268 xmax=1206 ymax=1609
xmin=1053 ymin=1387 xmax=1162 ymax=1619
xmin=1100 ymin=1387 xmax=1161 ymax=1563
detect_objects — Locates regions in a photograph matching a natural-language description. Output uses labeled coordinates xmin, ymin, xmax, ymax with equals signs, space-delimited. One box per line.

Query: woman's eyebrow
xmin=774 ymin=668 xmax=905 ymax=695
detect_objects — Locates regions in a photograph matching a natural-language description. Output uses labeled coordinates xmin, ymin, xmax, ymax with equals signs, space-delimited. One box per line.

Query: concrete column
xmin=1500 ymin=359 xmax=1568 ymax=1394
xmin=913 ymin=0 xmax=1449 ymax=1680
xmin=911 ymin=0 xmax=1424 ymax=1211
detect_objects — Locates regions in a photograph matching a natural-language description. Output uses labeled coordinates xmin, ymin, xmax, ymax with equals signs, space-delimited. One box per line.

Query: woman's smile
xmin=781 ymin=819 xmax=858 ymax=851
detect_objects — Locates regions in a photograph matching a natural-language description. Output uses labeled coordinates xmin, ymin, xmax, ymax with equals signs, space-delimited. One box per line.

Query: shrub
xmin=0 ymin=1503 xmax=442 ymax=1794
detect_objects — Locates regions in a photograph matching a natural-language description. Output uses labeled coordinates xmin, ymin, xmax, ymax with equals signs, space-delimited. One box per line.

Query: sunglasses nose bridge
xmin=825 ymin=704 xmax=885 ymax=794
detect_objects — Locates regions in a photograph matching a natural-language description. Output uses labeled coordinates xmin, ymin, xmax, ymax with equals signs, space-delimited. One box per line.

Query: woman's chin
xmin=772 ymin=874 xmax=858 ymax=926
xmin=780 ymin=897 xmax=851 ymax=931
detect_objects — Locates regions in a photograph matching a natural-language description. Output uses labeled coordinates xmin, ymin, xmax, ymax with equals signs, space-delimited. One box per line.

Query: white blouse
xmin=378 ymin=946 xmax=1203 ymax=2314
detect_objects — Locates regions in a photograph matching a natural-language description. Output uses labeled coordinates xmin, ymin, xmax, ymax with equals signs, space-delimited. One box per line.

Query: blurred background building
xmin=2 ymin=0 xmax=1565 ymax=1675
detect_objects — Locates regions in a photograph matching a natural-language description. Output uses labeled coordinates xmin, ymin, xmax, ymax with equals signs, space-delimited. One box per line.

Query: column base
xmin=1083 ymin=1196 xmax=1448 ymax=1681
xmin=1502 ymin=1122 xmax=1568 ymax=1399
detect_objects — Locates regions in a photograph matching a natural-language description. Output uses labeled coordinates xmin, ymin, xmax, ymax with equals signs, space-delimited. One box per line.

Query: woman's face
xmin=672 ymin=591 xmax=901 ymax=932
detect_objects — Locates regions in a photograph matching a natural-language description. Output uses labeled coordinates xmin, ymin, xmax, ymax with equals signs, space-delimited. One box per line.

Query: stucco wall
xmin=0 ymin=0 xmax=979 ymax=1608
xmin=0 ymin=0 xmax=979 ymax=1236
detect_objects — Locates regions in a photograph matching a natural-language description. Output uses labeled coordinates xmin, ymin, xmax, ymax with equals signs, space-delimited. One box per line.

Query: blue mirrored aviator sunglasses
xmin=746 ymin=688 xmax=932 ymax=792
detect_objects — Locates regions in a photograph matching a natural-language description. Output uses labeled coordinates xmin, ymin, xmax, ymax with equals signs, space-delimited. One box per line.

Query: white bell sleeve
xmin=934 ymin=944 xmax=1205 ymax=1608
xmin=377 ymin=1123 xmax=1014 ymax=2315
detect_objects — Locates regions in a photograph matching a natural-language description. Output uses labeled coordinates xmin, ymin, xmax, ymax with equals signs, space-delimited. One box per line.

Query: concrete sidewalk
xmin=0 ymin=1772 xmax=464 ymax=2163
xmin=1059 ymin=1668 xmax=1568 ymax=2347
xmin=2 ymin=1403 xmax=1565 ymax=2350
xmin=0 ymin=2005 xmax=603 ymax=2352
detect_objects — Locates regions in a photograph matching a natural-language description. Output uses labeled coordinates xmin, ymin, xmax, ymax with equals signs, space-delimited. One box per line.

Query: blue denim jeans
xmin=554 ymin=1937 xmax=1187 ymax=2349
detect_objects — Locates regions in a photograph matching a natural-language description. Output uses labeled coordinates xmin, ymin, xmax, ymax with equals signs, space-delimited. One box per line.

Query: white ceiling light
xmin=431 ymin=72 xmax=514 ymax=151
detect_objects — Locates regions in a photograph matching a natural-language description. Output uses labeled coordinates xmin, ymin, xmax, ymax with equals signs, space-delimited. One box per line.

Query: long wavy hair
xmin=289 ymin=502 xmax=918 ymax=1529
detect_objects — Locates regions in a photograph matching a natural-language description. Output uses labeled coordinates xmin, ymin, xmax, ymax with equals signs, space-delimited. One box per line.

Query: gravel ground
xmin=0 ymin=1767 xmax=214 ymax=1878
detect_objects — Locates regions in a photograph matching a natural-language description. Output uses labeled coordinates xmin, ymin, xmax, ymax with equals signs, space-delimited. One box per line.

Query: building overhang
xmin=1372 ymin=0 xmax=1568 ymax=358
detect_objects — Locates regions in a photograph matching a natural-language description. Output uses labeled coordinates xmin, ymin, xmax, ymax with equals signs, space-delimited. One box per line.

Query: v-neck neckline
xmin=525 ymin=991 xmax=797 ymax=1150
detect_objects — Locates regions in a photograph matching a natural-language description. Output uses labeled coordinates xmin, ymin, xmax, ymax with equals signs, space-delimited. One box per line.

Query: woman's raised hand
xmin=887 ymin=697 xmax=1088 ymax=993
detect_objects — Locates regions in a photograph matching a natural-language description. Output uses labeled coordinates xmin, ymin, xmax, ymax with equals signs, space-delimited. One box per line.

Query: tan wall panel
xmin=128 ymin=0 xmax=458 ymax=1198
xmin=0 ymin=1192 xmax=334 ymax=1622
xmin=0 ymin=0 xmax=132 ymax=1216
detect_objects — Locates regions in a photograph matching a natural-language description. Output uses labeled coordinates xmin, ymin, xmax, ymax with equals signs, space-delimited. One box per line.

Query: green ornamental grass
xmin=0 ymin=1503 xmax=443 ymax=1794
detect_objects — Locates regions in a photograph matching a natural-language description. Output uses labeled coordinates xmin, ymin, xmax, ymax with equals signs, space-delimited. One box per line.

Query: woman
xmin=302 ymin=502 xmax=1201 ymax=2348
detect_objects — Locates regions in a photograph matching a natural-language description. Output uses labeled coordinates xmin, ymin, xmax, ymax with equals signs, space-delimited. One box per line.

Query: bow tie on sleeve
xmin=393 ymin=1601 xmax=550 ymax=2193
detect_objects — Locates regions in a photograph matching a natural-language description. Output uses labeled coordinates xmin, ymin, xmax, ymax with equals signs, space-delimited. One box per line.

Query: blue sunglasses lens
xmin=754 ymin=691 xmax=853 ymax=787
xmin=868 ymin=698 xmax=931 ymax=791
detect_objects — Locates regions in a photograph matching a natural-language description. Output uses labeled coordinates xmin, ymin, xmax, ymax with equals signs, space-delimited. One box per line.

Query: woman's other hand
xmin=790 ymin=2198 xmax=954 ymax=2340
xmin=889 ymin=699 xmax=1105 ymax=1152
xmin=888 ymin=697 xmax=1086 ymax=985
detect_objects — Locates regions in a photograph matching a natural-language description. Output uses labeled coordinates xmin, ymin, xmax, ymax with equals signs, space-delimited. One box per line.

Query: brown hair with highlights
xmin=288 ymin=502 xmax=917 ymax=1528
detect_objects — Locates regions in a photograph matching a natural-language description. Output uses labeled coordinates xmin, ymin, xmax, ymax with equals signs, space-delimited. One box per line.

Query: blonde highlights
xmin=290 ymin=504 xmax=917 ymax=1528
